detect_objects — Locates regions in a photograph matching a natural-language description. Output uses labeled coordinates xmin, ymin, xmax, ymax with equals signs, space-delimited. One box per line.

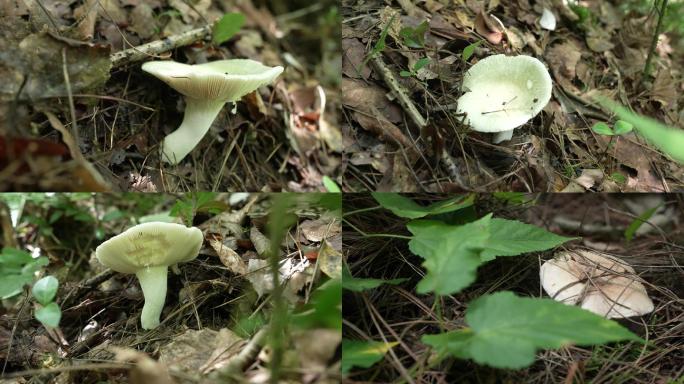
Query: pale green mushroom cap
xmin=457 ymin=54 xmax=552 ymax=143
xmin=96 ymin=222 xmax=203 ymax=273
xmin=141 ymin=59 xmax=284 ymax=102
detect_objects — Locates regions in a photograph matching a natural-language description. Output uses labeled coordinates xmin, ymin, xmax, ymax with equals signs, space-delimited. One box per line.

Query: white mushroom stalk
xmin=540 ymin=249 xmax=654 ymax=318
xmin=142 ymin=60 xmax=284 ymax=164
xmin=95 ymin=222 xmax=204 ymax=329
xmin=457 ymin=54 xmax=552 ymax=143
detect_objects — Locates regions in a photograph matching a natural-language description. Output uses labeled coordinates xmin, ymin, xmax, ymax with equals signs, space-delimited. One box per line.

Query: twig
xmin=61 ymin=268 xmax=117 ymax=310
xmin=643 ymin=0 xmax=668 ymax=81
xmin=110 ymin=25 xmax=212 ymax=68
xmin=62 ymin=48 xmax=79 ymax=145
xmin=214 ymin=328 xmax=269 ymax=378
xmin=370 ymin=56 xmax=427 ymax=129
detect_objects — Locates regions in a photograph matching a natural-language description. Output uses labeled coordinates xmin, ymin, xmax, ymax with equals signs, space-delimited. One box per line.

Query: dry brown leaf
xmin=113 ymin=347 xmax=175 ymax=384
xmin=209 ymin=239 xmax=247 ymax=275
xmin=474 ymin=10 xmax=503 ymax=45
xmin=318 ymin=240 xmax=342 ymax=279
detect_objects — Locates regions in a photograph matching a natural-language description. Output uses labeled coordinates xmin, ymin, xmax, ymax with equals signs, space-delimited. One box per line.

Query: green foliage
xmin=399 ymin=20 xmax=428 ymax=48
xmin=293 ymin=279 xmax=342 ymax=330
xmin=170 ymin=192 xmax=228 ymax=225
xmin=461 ymin=40 xmax=483 ymax=61
xmin=624 ymin=205 xmax=660 ymax=243
xmin=407 ymin=215 xmax=573 ymax=295
xmin=32 ymin=276 xmax=58 ymax=305
xmin=35 ymin=302 xmax=61 ymax=328
xmin=342 ymin=339 xmax=398 ymax=374
xmin=361 ymin=15 xmax=396 ymax=70
xmin=322 ymin=176 xmax=341 ymax=193
xmin=342 ymin=264 xmax=407 ymax=292
xmin=591 ymin=120 xmax=633 ymax=136
xmin=408 ymin=215 xmax=491 ymax=295
xmin=0 ymin=248 xmax=48 ymax=299
xmin=212 ymin=13 xmax=246 ymax=45
xmin=31 ymin=276 xmax=62 ymax=328
xmin=595 ymin=97 xmax=684 ymax=163
xmin=492 ymin=192 xmax=534 ymax=205
xmin=422 ymin=291 xmax=642 ymax=369
xmin=372 ymin=193 xmax=474 ymax=219
xmin=400 ymin=57 xmax=431 ymax=78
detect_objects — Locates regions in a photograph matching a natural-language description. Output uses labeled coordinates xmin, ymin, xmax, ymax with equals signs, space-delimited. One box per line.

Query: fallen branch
xmin=110 ymin=25 xmax=212 ymax=68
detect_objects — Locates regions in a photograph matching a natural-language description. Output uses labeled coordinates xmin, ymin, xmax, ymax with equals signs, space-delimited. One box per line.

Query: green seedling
xmin=399 ymin=20 xmax=428 ymax=48
xmin=32 ymin=276 xmax=61 ymax=328
xmin=400 ymin=57 xmax=431 ymax=78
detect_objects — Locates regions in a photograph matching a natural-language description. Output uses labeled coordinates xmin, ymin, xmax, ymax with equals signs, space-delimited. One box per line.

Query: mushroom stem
xmin=161 ymin=98 xmax=226 ymax=164
xmin=135 ymin=265 xmax=168 ymax=330
xmin=492 ymin=129 xmax=514 ymax=144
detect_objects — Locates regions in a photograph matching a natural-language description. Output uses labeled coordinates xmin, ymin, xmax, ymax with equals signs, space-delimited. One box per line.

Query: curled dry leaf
xmin=209 ymin=238 xmax=247 ymax=275
xmin=474 ymin=10 xmax=504 ymax=45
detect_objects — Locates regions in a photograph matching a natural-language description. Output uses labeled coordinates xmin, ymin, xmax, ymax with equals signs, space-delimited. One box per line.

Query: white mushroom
xmin=95 ymin=222 xmax=204 ymax=329
xmin=142 ymin=59 xmax=284 ymax=164
xmin=540 ymin=249 xmax=654 ymax=318
xmin=457 ymin=54 xmax=552 ymax=143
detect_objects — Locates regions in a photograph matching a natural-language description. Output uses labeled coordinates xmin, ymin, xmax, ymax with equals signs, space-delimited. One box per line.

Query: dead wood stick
xmin=370 ymin=55 xmax=465 ymax=187
xmin=110 ymin=25 xmax=212 ymax=68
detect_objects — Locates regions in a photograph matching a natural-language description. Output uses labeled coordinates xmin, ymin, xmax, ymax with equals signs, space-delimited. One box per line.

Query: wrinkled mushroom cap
xmin=142 ymin=59 xmax=284 ymax=101
xmin=540 ymin=249 xmax=654 ymax=318
xmin=96 ymin=222 xmax=203 ymax=274
xmin=457 ymin=54 xmax=552 ymax=133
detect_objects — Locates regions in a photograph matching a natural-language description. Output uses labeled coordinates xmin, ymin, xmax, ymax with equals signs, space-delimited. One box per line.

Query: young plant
xmin=344 ymin=194 xmax=643 ymax=372
xmin=400 ymin=57 xmax=431 ymax=78
xmin=0 ymin=248 xmax=49 ymax=300
xmin=32 ymin=276 xmax=61 ymax=328
xmin=399 ymin=20 xmax=428 ymax=48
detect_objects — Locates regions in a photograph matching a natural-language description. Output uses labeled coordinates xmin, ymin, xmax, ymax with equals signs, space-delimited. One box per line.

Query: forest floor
xmin=344 ymin=193 xmax=684 ymax=383
xmin=0 ymin=0 xmax=341 ymax=192
xmin=0 ymin=193 xmax=342 ymax=383
xmin=341 ymin=0 xmax=684 ymax=192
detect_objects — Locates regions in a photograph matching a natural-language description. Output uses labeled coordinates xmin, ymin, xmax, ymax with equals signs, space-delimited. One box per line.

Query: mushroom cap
xmin=540 ymin=250 xmax=654 ymax=318
xmin=96 ymin=222 xmax=203 ymax=274
xmin=457 ymin=54 xmax=552 ymax=133
xmin=142 ymin=59 xmax=284 ymax=102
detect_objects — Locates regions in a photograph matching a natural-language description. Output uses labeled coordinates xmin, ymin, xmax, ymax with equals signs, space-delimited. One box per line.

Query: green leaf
xmin=624 ymin=206 xmax=659 ymax=243
xmin=102 ymin=209 xmax=124 ymax=222
xmin=613 ymin=120 xmax=634 ymax=135
xmin=399 ymin=20 xmax=428 ymax=48
xmin=422 ymin=291 xmax=642 ymax=369
xmin=361 ymin=14 xmax=396 ymax=70
xmin=399 ymin=70 xmax=412 ymax=77
xmin=0 ymin=247 xmax=33 ymax=267
xmin=322 ymin=176 xmax=341 ymax=193
xmin=342 ymin=264 xmax=408 ymax=292
xmin=479 ymin=219 xmax=576 ymax=261
xmin=293 ymin=279 xmax=341 ymax=330
xmin=32 ymin=276 xmax=58 ymax=305
xmin=492 ymin=192 xmax=533 ymax=205
xmin=461 ymin=40 xmax=483 ymax=61
xmin=610 ymin=172 xmax=627 ymax=184
xmin=413 ymin=57 xmax=431 ymax=71
xmin=372 ymin=193 xmax=474 ymax=219
xmin=35 ymin=302 xmax=61 ymax=328
xmin=342 ymin=339 xmax=399 ymax=374
xmin=212 ymin=12 xmax=246 ymax=45
xmin=594 ymin=97 xmax=684 ymax=163
xmin=0 ymin=274 xmax=32 ymax=299
xmin=139 ymin=211 xmax=176 ymax=223
xmin=592 ymin=122 xmax=613 ymax=135
xmin=407 ymin=215 xmax=491 ymax=295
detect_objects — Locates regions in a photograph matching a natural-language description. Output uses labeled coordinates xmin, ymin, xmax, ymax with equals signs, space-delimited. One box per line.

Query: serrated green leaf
xmin=422 ymin=291 xmax=642 ymax=369
xmin=212 ymin=12 xmax=246 ymax=45
xmin=32 ymin=276 xmax=58 ymax=305
xmin=342 ymin=339 xmax=399 ymax=374
xmin=479 ymin=219 xmax=576 ymax=261
xmin=408 ymin=215 xmax=491 ymax=295
xmin=372 ymin=193 xmax=474 ymax=219
xmin=461 ymin=40 xmax=483 ymax=61
xmin=592 ymin=122 xmax=613 ymax=135
xmin=342 ymin=264 xmax=408 ymax=291
xmin=624 ymin=205 xmax=659 ymax=243
xmin=35 ymin=302 xmax=61 ymax=328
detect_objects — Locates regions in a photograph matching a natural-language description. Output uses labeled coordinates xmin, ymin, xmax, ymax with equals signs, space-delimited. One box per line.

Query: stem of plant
xmin=642 ymin=0 xmax=668 ymax=82
xmin=342 ymin=218 xmax=413 ymax=240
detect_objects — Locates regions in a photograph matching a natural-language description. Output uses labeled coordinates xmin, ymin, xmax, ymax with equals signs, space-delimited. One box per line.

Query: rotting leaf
xmin=318 ymin=240 xmax=342 ymax=279
xmin=0 ymin=19 xmax=111 ymax=102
